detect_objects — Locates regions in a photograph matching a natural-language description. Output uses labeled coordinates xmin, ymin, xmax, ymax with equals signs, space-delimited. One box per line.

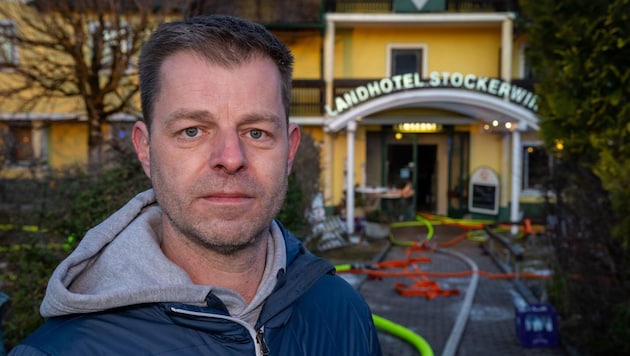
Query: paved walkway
xmin=343 ymin=224 xmax=567 ymax=356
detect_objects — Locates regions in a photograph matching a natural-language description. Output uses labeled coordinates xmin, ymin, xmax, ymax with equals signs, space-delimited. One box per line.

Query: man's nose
xmin=210 ymin=130 xmax=247 ymax=174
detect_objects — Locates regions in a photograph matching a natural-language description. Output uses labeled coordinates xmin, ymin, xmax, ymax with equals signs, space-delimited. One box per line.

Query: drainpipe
xmin=501 ymin=15 xmax=521 ymax=234
xmin=346 ymin=120 xmax=357 ymax=234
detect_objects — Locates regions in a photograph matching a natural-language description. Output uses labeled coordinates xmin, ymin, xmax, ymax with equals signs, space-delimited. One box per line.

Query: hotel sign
xmin=325 ymin=71 xmax=539 ymax=116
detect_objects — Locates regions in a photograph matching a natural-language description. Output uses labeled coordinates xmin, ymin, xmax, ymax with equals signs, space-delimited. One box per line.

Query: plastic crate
xmin=515 ymin=303 xmax=559 ymax=348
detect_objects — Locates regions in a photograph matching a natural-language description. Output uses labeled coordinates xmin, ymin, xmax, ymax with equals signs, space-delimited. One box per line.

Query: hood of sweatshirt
xmin=40 ymin=189 xmax=287 ymax=325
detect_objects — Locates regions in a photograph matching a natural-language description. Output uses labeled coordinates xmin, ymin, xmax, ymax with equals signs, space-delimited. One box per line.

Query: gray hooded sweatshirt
xmin=40 ymin=189 xmax=286 ymax=327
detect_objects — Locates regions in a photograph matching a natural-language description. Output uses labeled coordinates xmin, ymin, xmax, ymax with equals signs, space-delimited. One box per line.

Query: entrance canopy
xmin=324 ymin=88 xmax=540 ymax=132
xmin=327 ymin=87 xmax=541 ymax=234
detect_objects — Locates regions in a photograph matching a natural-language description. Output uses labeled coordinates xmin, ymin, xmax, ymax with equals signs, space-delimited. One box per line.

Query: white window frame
xmin=88 ymin=20 xmax=133 ymax=73
xmin=522 ymin=140 xmax=549 ymax=190
xmin=0 ymin=20 xmax=18 ymax=69
xmin=386 ymin=43 xmax=428 ymax=77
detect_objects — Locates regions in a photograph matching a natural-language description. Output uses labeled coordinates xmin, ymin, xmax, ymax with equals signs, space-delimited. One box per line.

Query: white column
xmin=501 ymin=134 xmax=511 ymax=208
xmin=503 ymin=15 xmax=519 ymax=234
xmin=345 ymin=120 xmax=357 ymax=234
xmin=511 ymin=130 xmax=522 ymax=234
xmin=501 ymin=17 xmax=513 ymax=82
xmin=323 ymin=134 xmax=334 ymax=211
xmin=323 ymin=17 xmax=336 ymax=209
xmin=324 ymin=17 xmax=335 ymax=107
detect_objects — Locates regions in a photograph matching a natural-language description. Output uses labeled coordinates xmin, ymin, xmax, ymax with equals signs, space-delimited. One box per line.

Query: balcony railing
xmin=291 ymin=80 xmax=326 ymax=117
xmin=325 ymin=0 xmax=392 ymax=13
xmin=323 ymin=0 xmax=521 ymax=13
xmin=290 ymin=77 xmax=536 ymax=117
xmin=445 ymin=0 xmax=521 ymax=12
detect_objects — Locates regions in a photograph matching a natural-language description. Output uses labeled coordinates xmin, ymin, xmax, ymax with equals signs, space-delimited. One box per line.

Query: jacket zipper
xmin=170 ymin=307 xmax=268 ymax=356
xmin=256 ymin=327 xmax=269 ymax=356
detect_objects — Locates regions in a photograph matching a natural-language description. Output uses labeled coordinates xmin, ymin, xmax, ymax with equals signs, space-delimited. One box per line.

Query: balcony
xmin=324 ymin=0 xmax=521 ymax=13
xmin=291 ymin=80 xmax=326 ymax=117
xmin=185 ymin=1 xmax=522 ymax=29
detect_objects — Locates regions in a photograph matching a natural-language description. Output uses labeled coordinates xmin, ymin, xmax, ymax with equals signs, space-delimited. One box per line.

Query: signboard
xmin=468 ymin=166 xmax=500 ymax=215
xmin=324 ymin=71 xmax=539 ymax=116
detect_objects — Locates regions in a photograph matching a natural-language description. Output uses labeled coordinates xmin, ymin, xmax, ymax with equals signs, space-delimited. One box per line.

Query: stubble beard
xmin=154 ymin=174 xmax=288 ymax=257
xmin=168 ymin=213 xmax=264 ymax=256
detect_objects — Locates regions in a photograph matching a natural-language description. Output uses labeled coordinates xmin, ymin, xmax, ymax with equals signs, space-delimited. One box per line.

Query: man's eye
xmin=249 ymin=129 xmax=264 ymax=139
xmin=183 ymin=127 xmax=199 ymax=137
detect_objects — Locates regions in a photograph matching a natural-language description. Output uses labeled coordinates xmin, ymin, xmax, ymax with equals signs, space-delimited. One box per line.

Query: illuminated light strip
xmin=394 ymin=122 xmax=442 ymax=133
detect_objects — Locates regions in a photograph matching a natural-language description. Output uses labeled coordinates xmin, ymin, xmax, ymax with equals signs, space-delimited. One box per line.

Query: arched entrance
xmin=324 ymin=88 xmax=540 ymax=233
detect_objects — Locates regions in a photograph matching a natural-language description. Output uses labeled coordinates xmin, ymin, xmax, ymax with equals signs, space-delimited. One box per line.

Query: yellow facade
xmin=0 ymin=0 xmax=171 ymax=178
xmin=277 ymin=32 xmax=322 ymax=79
xmin=47 ymin=122 xmax=89 ymax=170
xmin=289 ymin=11 xmax=540 ymax=224
xmin=335 ymin=26 xmax=502 ymax=77
xmin=1 ymin=2 xmax=541 ymax=223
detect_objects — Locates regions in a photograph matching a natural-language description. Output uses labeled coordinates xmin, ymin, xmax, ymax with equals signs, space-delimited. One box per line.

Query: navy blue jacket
xmin=10 ymin=224 xmax=382 ymax=355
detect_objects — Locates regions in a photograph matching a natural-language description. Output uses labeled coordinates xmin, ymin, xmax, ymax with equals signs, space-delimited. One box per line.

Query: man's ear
xmin=286 ymin=123 xmax=301 ymax=174
xmin=132 ymin=121 xmax=151 ymax=179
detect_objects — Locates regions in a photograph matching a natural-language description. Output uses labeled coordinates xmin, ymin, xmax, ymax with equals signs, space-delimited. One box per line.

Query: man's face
xmin=133 ymin=51 xmax=300 ymax=255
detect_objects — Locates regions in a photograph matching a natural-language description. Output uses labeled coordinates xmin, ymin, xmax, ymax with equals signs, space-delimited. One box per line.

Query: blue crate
xmin=0 ymin=291 xmax=10 ymax=356
xmin=515 ymin=303 xmax=559 ymax=348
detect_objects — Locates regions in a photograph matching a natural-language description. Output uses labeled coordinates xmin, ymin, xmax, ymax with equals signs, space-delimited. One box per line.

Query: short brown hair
xmin=138 ymin=15 xmax=294 ymax=130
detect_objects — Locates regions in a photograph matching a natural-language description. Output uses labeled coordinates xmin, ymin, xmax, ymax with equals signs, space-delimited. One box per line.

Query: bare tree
xmin=0 ymin=0 xmax=189 ymax=172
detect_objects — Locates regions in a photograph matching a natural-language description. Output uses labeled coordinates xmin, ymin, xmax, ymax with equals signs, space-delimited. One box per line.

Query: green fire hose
xmin=372 ymin=314 xmax=434 ymax=356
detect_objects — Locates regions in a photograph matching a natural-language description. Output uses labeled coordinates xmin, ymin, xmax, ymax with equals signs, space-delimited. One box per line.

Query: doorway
xmin=387 ymin=143 xmax=437 ymax=213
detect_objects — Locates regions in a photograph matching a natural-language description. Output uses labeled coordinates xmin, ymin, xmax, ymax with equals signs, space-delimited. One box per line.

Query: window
xmin=3 ymin=122 xmax=34 ymax=165
xmin=522 ymin=144 xmax=550 ymax=190
xmin=89 ymin=21 xmax=132 ymax=71
xmin=390 ymin=48 xmax=424 ymax=76
xmin=0 ymin=21 xmax=17 ymax=68
xmin=521 ymin=45 xmax=534 ymax=79
xmin=103 ymin=120 xmax=135 ymax=163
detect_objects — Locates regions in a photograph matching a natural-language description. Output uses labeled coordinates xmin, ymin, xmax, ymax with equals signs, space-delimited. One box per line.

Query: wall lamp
xmin=482 ymin=120 xmax=518 ymax=132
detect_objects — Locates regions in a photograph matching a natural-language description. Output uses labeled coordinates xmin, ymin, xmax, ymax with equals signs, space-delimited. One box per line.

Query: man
xmin=10 ymin=15 xmax=382 ymax=355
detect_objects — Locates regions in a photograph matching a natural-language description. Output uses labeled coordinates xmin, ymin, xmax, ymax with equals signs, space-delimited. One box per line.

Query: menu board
xmin=471 ymin=184 xmax=496 ymax=211
xmin=468 ymin=167 xmax=499 ymax=215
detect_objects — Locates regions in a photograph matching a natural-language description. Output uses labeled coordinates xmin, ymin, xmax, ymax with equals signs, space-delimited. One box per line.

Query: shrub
xmin=277 ymin=133 xmax=321 ymax=238
xmin=546 ymin=160 xmax=630 ymax=353
xmin=0 ymin=142 xmax=149 ymax=350
xmin=1 ymin=245 xmax=64 ymax=348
